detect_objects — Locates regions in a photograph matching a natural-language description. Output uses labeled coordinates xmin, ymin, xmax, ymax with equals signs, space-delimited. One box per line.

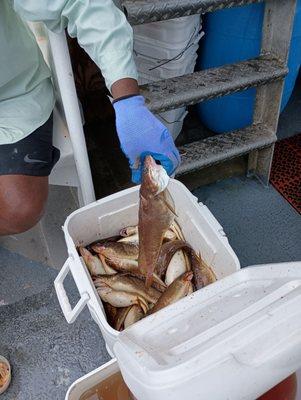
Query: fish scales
xmin=138 ymin=156 xmax=175 ymax=288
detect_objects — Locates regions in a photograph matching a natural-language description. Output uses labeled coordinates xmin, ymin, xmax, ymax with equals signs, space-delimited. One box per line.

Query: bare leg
xmin=0 ymin=175 xmax=48 ymax=235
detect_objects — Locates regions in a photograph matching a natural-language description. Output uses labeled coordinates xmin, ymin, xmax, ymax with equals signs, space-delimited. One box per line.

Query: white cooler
xmin=54 ymin=180 xmax=301 ymax=400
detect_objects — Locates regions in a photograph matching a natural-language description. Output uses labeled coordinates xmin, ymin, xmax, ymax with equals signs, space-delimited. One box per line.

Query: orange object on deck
xmin=270 ymin=133 xmax=301 ymax=214
xmin=257 ymin=374 xmax=297 ymax=400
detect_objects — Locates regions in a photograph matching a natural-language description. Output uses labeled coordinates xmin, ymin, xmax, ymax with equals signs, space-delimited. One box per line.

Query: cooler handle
xmin=54 ymin=257 xmax=90 ymax=323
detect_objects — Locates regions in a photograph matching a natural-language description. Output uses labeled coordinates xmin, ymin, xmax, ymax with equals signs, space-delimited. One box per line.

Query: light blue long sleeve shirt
xmin=0 ymin=0 xmax=138 ymax=144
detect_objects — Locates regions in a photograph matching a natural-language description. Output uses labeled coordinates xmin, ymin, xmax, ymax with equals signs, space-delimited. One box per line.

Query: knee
xmin=9 ymin=201 xmax=46 ymax=234
xmin=0 ymin=177 xmax=48 ymax=235
xmin=2 ymin=197 xmax=46 ymax=234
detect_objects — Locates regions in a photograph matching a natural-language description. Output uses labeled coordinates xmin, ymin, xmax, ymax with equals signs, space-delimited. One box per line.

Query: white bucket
xmin=137 ymin=70 xmax=188 ymax=139
xmin=133 ymin=15 xmax=201 ymax=45
xmin=65 ymin=259 xmax=301 ymax=400
xmin=135 ymin=50 xmax=198 ymax=79
xmin=157 ymin=107 xmax=188 ymax=140
xmin=134 ymin=31 xmax=202 ymax=62
xmin=55 ymin=180 xmax=240 ymax=356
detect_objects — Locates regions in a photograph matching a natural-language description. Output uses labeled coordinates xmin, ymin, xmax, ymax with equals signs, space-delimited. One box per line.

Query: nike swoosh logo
xmin=24 ymin=154 xmax=48 ymax=164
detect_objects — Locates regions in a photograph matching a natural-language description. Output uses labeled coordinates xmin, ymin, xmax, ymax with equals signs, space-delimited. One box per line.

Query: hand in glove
xmin=113 ymin=95 xmax=181 ymax=183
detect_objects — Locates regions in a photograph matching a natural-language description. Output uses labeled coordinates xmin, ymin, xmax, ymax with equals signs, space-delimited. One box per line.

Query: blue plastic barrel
xmin=197 ymin=1 xmax=301 ymax=133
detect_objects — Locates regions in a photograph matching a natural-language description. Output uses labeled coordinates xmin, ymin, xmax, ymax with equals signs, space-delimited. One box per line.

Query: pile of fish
xmin=78 ymin=156 xmax=216 ymax=331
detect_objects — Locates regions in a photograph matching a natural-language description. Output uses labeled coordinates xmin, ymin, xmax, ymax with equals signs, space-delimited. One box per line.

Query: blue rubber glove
xmin=113 ymin=95 xmax=181 ymax=183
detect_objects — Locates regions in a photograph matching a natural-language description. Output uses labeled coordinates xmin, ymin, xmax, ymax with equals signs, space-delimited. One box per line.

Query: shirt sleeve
xmin=12 ymin=0 xmax=138 ymax=90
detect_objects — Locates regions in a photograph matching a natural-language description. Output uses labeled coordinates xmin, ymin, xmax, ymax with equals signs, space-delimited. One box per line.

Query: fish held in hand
xmin=79 ymin=247 xmax=106 ymax=276
xmin=138 ymin=156 xmax=176 ymax=288
xmin=150 ymin=271 xmax=193 ymax=315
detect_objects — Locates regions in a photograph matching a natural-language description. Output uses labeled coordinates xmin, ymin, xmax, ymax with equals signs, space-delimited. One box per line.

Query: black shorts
xmin=0 ymin=114 xmax=60 ymax=177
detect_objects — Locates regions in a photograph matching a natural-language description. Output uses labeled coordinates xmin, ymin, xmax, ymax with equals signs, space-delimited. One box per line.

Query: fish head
xmin=142 ymin=156 xmax=169 ymax=196
xmin=95 ymin=280 xmax=111 ymax=294
xmin=92 ymin=245 xmax=116 ymax=260
xmin=78 ymin=246 xmax=90 ymax=258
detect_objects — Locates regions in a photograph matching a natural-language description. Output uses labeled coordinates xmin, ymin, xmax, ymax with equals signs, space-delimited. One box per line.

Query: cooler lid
xmin=114 ymin=262 xmax=301 ymax=387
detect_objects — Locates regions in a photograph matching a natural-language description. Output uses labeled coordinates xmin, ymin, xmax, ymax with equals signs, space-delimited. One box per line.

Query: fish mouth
xmin=144 ymin=156 xmax=169 ymax=194
xmin=144 ymin=155 xmax=157 ymax=170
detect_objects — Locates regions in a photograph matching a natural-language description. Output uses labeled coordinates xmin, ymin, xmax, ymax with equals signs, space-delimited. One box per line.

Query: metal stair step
xmin=176 ymin=123 xmax=275 ymax=176
xmin=140 ymin=55 xmax=287 ymax=114
xmin=122 ymin=0 xmax=264 ymax=25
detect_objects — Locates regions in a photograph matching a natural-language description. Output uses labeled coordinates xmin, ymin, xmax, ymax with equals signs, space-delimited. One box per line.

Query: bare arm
xmin=111 ymin=78 xmax=140 ymax=100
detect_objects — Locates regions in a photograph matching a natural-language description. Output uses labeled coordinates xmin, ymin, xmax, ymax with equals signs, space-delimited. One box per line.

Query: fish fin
xmin=162 ymin=198 xmax=178 ymax=217
xmin=183 ymin=251 xmax=191 ymax=272
xmin=140 ymin=194 xmax=148 ymax=209
xmin=138 ymin=297 xmax=148 ymax=314
xmin=187 ymin=283 xmax=194 ymax=296
xmin=171 ymin=221 xmax=185 ymax=240
xmin=99 ymin=255 xmax=117 ymax=275
xmin=163 ymin=190 xmax=177 ymax=217
xmin=162 ymin=196 xmax=178 ymax=217
xmin=114 ymin=307 xmax=131 ymax=331
xmin=78 ymin=246 xmax=88 ymax=257
xmin=153 ymin=273 xmax=167 ymax=288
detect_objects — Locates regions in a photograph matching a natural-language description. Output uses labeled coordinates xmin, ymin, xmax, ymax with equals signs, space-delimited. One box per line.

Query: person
xmin=0 ymin=0 xmax=181 ymax=236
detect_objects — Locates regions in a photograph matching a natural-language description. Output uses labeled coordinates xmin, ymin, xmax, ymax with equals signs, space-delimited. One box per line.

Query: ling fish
xmin=187 ymin=250 xmax=217 ymax=290
xmin=124 ymin=305 xmax=144 ymax=329
xmin=138 ymin=156 xmax=176 ymax=288
xmin=150 ymin=271 xmax=193 ymax=314
xmin=96 ymin=283 xmax=149 ymax=314
xmin=94 ymin=274 xmax=161 ymax=304
xmin=79 ymin=247 xmax=106 ymax=276
xmin=104 ymin=257 xmax=166 ymax=292
xmin=120 ymin=225 xmax=177 ymax=242
xmin=92 ymin=242 xmax=139 ymax=260
xmin=156 ymin=240 xmax=191 ymax=278
xmin=113 ymin=305 xmax=144 ymax=331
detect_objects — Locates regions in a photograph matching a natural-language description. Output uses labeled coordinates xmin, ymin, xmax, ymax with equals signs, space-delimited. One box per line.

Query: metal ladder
xmin=121 ymin=0 xmax=296 ymax=185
